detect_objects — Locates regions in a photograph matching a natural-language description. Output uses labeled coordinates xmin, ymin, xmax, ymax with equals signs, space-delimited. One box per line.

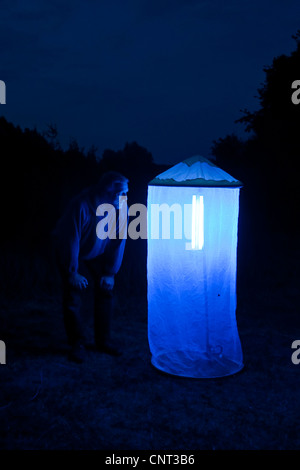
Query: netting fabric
xmin=147 ymin=185 xmax=243 ymax=378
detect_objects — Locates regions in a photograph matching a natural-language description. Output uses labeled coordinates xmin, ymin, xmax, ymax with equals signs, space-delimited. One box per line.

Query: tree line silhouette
xmin=0 ymin=120 xmax=166 ymax=295
xmin=0 ymin=119 xmax=165 ymax=249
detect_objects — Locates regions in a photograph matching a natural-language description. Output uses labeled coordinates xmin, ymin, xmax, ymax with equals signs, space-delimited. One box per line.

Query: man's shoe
xmin=68 ymin=343 xmax=86 ymax=363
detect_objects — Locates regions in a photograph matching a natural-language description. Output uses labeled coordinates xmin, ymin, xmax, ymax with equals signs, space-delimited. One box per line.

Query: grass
xmin=0 ymin=229 xmax=299 ymax=450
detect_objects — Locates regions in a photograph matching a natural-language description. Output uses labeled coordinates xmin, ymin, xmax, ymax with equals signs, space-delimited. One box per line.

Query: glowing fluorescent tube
xmin=192 ymin=195 xmax=204 ymax=250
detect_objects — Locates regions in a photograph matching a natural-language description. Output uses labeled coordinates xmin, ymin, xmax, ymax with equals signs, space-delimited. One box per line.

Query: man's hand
xmin=100 ymin=275 xmax=114 ymax=291
xmin=69 ymin=272 xmax=88 ymax=290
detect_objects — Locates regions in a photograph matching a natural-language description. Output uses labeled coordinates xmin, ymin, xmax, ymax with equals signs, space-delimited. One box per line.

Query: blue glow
xmin=147 ymin=186 xmax=243 ymax=378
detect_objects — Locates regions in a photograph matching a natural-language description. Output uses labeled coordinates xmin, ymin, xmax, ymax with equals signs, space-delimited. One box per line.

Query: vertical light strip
xmin=192 ymin=195 xmax=204 ymax=250
xmin=199 ymin=195 xmax=204 ymax=250
xmin=192 ymin=195 xmax=196 ymax=250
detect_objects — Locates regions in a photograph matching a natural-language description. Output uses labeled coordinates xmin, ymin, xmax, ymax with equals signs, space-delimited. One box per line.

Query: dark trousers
xmin=57 ymin=255 xmax=114 ymax=348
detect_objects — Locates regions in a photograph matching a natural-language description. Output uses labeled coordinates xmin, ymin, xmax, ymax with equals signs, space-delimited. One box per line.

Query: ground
xmin=0 ymin=229 xmax=299 ymax=450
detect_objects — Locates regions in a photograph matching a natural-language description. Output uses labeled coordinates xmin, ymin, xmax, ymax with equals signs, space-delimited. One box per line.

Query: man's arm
xmin=101 ymin=208 xmax=128 ymax=285
xmin=102 ymin=237 xmax=126 ymax=277
xmin=56 ymin=200 xmax=89 ymax=289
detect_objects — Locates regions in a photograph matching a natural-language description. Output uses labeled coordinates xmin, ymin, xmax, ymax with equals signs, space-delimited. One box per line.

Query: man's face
xmin=112 ymin=183 xmax=128 ymax=209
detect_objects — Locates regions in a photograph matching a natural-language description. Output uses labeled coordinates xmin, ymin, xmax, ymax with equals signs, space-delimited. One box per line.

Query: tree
xmin=100 ymin=141 xmax=153 ymax=177
xmin=236 ymin=31 xmax=300 ymax=166
xmin=43 ymin=123 xmax=61 ymax=150
xmin=211 ymin=134 xmax=246 ymax=173
xmin=212 ymin=31 xmax=300 ymax=234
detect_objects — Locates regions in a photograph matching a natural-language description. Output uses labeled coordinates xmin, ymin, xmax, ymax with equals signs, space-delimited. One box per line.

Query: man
xmin=53 ymin=171 xmax=129 ymax=363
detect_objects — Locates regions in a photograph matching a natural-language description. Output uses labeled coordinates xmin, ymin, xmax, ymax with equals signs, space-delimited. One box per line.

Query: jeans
xmin=57 ymin=254 xmax=114 ymax=348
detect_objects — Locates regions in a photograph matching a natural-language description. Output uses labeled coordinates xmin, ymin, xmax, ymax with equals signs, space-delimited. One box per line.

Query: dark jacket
xmin=52 ymin=186 xmax=127 ymax=277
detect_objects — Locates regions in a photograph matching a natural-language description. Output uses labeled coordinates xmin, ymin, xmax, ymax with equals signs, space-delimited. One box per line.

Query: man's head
xmin=96 ymin=171 xmax=129 ymax=208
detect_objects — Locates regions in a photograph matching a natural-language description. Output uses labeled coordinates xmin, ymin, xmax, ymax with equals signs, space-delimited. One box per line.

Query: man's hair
xmin=97 ymin=171 xmax=129 ymax=194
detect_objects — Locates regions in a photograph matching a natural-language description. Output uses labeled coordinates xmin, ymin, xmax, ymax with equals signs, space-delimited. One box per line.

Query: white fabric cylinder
xmin=147 ymin=185 xmax=243 ymax=378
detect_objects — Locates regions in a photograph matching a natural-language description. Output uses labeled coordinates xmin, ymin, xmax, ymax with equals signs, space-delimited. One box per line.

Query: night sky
xmin=1 ymin=0 xmax=299 ymax=164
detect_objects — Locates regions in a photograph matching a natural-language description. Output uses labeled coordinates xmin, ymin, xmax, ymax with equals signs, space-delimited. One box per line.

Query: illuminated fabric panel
xmin=147 ymin=184 xmax=243 ymax=378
